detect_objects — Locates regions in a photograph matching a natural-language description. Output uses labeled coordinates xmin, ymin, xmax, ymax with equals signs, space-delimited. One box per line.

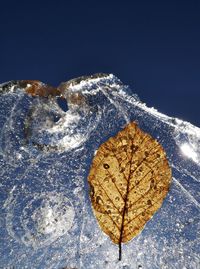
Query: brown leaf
xmin=88 ymin=122 xmax=172 ymax=260
xmin=19 ymin=80 xmax=61 ymax=97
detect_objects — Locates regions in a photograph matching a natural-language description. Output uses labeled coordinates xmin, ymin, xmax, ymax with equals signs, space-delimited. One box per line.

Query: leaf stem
xmin=119 ymin=241 xmax=122 ymax=260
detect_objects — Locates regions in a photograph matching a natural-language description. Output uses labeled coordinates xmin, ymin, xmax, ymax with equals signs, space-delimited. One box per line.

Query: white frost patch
xmin=58 ymin=133 xmax=86 ymax=150
xmin=43 ymin=112 xmax=89 ymax=150
xmin=49 ymin=112 xmax=81 ymax=133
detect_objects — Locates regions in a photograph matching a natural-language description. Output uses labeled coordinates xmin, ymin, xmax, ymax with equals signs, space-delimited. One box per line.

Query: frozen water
xmin=0 ymin=74 xmax=199 ymax=269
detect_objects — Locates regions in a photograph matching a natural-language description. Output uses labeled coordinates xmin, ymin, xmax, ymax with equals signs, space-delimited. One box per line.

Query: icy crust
xmin=0 ymin=74 xmax=200 ymax=268
xmin=59 ymin=73 xmax=119 ymax=91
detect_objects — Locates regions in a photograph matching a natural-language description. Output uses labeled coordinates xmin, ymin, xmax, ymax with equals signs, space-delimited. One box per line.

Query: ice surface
xmin=0 ymin=74 xmax=199 ymax=269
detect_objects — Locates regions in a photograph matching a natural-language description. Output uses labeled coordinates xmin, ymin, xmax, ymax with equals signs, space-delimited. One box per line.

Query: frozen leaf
xmin=88 ymin=122 xmax=172 ymax=260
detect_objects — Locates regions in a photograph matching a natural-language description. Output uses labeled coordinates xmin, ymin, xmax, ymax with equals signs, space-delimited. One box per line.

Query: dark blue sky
xmin=0 ymin=0 xmax=200 ymax=126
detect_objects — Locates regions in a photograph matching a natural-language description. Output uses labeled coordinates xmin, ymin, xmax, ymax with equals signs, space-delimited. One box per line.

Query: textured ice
xmin=0 ymin=74 xmax=199 ymax=269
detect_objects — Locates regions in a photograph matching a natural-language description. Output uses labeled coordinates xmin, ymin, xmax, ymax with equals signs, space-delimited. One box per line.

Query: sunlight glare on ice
xmin=180 ymin=143 xmax=198 ymax=163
